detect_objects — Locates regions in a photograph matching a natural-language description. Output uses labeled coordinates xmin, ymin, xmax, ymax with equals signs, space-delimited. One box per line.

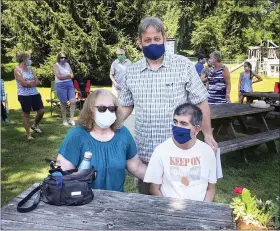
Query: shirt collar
xmin=116 ymin=59 xmax=127 ymax=64
xmin=140 ymin=53 xmax=170 ymax=72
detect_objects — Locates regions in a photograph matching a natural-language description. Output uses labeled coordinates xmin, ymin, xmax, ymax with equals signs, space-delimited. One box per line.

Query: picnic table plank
xmin=210 ymin=104 xmax=274 ymax=119
xmin=1 ymin=184 xmax=236 ymax=230
xmin=242 ymin=92 xmax=279 ymax=101
xmin=255 ymin=113 xmax=278 ymax=153
xmin=219 ymin=129 xmax=280 ymax=154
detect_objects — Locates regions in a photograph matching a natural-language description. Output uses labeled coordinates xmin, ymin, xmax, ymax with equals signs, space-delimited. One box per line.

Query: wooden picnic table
xmin=1 ymin=183 xmax=236 ymax=230
xmin=242 ymin=92 xmax=279 ymax=103
xmin=209 ymin=103 xmax=278 ymax=154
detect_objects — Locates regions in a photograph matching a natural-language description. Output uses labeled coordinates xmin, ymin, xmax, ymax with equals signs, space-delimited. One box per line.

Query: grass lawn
xmin=1 ymin=67 xmax=279 ymax=206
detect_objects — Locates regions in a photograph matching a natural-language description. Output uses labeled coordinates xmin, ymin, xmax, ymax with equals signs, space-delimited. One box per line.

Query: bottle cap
xmin=84 ymin=151 xmax=92 ymax=159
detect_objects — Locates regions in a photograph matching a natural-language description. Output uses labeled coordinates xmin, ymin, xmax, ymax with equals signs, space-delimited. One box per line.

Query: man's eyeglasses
xmin=94 ymin=106 xmax=118 ymax=113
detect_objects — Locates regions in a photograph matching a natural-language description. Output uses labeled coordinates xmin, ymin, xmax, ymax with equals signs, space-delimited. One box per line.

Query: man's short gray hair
xmin=210 ymin=51 xmax=222 ymax=62
xmin=138 ymin=17 xmax=166 ymax=39
xmin=116 ymin=48 xmax=125 ymax=54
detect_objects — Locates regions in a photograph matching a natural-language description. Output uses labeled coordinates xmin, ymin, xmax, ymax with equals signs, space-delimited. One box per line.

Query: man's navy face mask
xmin=172 ymin=125 xmax=193 ymax=144
xmin=142 ymin=43 xmax=165 ymax=60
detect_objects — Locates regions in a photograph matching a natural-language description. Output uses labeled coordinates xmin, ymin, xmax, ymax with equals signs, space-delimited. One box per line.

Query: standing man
xmin=110 ymin=48 xmax=132 ymax=97
xmin=119 ymin=17 xmax=217 ymax=194
xmin=195 ymin=54 xmax=206 ymax=77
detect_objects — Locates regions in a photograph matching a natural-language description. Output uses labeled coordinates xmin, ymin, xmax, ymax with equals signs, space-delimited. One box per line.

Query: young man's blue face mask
xmin=172 ymin=125 xmax=193 ymax=144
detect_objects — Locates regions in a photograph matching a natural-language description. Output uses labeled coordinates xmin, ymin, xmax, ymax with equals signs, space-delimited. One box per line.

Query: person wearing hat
xmin=110 ymin=48 xmax=132 ymax=97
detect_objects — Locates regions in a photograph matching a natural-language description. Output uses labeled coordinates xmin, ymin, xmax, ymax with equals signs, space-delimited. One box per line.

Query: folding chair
xmin=73 ymin=79 xmax=91 ymax=109
xmin=46 ymin=81 xmax=69 ymax=116
xmin=3 ymin=93 xmax=8 ymax=114
xmin=274 ymin=82 xmax=279 ymax=94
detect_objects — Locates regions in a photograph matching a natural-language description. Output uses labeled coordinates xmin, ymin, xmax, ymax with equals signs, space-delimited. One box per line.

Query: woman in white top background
xmin=53 ymin=52 xmax=76 ymax=126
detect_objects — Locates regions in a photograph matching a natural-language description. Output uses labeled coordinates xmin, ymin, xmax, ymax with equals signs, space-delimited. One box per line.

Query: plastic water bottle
xmin=78 ymin=152 xmax=92 ymax=171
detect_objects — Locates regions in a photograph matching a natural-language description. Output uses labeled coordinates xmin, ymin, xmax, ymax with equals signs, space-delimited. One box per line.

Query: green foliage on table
xmin=230 ymin=188 xmax=278 ymax=228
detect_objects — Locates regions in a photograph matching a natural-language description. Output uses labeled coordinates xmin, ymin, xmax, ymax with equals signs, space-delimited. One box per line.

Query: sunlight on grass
xmin=4 ymin=71 xmax=277 ymax=111
xmin=4 ymin=80 xmax=113 ymax=110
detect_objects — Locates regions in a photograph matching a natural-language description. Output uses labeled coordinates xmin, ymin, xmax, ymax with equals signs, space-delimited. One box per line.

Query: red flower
xmin=234 ymin=187 xmax=243 ymax=194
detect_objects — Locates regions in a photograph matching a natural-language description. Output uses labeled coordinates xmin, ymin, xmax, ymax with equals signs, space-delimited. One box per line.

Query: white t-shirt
xmin=144 ymin=138 xmax=217 ymax=201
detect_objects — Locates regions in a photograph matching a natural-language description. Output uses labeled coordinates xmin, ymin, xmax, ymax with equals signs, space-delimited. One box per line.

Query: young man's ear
xmin=194 ymin=125 xmax=201 ymax=136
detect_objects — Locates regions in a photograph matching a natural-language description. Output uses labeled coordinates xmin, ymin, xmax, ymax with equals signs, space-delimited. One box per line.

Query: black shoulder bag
xmin=17 ymin=162 xmax=97 ymax=213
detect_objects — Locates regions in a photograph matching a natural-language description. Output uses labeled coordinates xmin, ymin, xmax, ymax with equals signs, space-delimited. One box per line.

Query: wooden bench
xmin=219 ymin=129 xmax=280 ymax=154
xmin=267 ymin=111 xmax=280 ymax=118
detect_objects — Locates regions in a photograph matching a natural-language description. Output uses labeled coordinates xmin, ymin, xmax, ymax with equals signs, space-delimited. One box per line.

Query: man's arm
xmin=119 ymin=105 xmax=134 ymax=121
xmin=110 ymin=73 xmax=120 ymax=88
xmin=150 ymin=184 xmax=163 ymax=196
xmin=110 ymin=62 xmax=121 ymax=89
xmin=198 ymin=100 xmax=218 ymax=152
xmin=204 ymin=183 xmax=216 ymax=202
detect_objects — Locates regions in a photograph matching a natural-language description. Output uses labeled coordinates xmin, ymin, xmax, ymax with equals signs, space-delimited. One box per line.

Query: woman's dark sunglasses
xmin=94 ymin=106 xmax=118 ymax=113
xmin=60 ymin=57 xmax=67 ymax=59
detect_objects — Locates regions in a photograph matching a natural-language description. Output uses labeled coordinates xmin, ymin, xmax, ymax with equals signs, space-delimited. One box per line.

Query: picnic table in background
xmin=209 ymin=104 xmax=279 ymax=155
xmin=1 ymin=183 xmax=236 ymax=230
xmin=242 ymin=92 xmax=279 ymax=103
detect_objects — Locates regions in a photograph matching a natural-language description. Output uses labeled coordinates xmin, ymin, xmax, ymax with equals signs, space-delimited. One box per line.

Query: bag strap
xmin=17 ymin=185 xmax=41 ymax=213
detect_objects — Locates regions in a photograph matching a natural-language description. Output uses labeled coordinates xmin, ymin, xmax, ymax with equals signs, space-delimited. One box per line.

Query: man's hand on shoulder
xmin=204 ymin=135 xmax=218 ymax=153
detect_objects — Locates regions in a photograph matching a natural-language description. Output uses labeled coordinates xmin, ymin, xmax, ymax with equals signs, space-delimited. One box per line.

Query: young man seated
xmin=144 ymin=103 xmax=216 ymax=201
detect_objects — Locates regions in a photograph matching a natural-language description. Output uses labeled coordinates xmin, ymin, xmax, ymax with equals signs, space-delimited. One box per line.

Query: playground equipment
xmin=229 ymin=39 xmax=279 ymax=77
xmin=248 ymin=39 xmax=279 ymax=77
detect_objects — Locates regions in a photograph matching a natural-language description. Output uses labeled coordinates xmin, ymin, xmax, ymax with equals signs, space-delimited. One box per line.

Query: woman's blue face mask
xmin=209 ymin=59 xmax=215 ymax=66
xmin=26 ymin=59 xmax=32 ymax=66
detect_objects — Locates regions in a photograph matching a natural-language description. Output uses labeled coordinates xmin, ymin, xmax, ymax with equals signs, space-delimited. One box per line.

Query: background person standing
xmin=14 ymin=52 xmax=45 ymax=140
xmin=207 ymin=51 xmax=231 ymax=104
xmin=54 ymin=52 xmax=76 ymax=126
xmin=110 ymin=48 xmax=131 ymax=97
xmin=195 ymin=54 xmax=206 ymax=77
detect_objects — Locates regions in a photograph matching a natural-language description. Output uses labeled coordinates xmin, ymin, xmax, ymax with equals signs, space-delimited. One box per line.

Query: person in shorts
xmin=14 ymin=52 xmax=45 ymax=140
xmin=53 ymin=52 xmax=76 ymax=126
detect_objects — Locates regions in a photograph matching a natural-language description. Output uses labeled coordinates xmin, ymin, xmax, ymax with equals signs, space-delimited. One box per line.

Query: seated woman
xmin=56 ymin=89 xmax=147 ymax=191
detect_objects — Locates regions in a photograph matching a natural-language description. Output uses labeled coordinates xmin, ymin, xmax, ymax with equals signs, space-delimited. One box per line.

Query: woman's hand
xmin=27 ymin=80 xmax=36 ymax=87
xmin=226 ymin=94 xmax=231 ymax=103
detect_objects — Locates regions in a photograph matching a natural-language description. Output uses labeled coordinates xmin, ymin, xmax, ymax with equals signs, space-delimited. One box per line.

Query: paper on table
xmin=216 ymin=148 xmax=223 ymax=179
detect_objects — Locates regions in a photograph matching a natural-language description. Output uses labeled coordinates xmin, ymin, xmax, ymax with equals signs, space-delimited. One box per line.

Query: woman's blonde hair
xmin=16 ymin=52 xmax=30 ymax=63
xmin=210 ymin=51 xmax=222 ymax=62
xmin=77 ymin=89 xmax=122 ymax=132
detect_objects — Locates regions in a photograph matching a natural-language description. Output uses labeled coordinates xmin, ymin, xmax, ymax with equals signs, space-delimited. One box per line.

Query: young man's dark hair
xmin=173 ymin=103 xmax=203 ymax=126
xmin=197 ymin=54 xmax=205 ymax=61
